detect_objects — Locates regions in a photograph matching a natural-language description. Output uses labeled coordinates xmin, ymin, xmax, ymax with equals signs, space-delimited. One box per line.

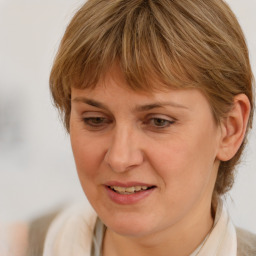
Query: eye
xmin=82 ymin=116 xmax=111 ymax=128
xmin=144 ymin=116 xmax=175 ymax=129
xmin=152 ymin=118 xmax=173 ymax=127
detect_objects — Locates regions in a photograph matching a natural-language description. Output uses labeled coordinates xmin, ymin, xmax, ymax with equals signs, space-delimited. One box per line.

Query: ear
xmin=217 ymin=94 xmax=251 ymax=161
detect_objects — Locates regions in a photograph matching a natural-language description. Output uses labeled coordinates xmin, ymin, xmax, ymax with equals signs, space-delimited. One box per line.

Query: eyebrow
xmin=72 ymin=97 xmax=110 ymax=111
xmin=72 ymin=97 xmax=189 ymax=112
xmin=134 ymin=102 xmax=188 ymax=112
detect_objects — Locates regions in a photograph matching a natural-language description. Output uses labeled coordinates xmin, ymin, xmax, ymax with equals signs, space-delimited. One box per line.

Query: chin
xmin=102 ymin=213 xmax=158 ymax=237
xmin=109 ymin=224 xmax=153 ymax=238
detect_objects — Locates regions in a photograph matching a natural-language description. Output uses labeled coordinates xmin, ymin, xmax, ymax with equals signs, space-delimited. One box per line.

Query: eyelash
xmin=143 ymin=118 xmax=175 ymax=129
xmin=81 ymin=116 xmax=175 ymax=130
xmin=82 ymin=117 xmax=111 ymax=128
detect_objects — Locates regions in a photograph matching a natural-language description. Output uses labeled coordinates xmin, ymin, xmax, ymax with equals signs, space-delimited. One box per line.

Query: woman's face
xmin=70 ymin=67 xmax=223 ymax=238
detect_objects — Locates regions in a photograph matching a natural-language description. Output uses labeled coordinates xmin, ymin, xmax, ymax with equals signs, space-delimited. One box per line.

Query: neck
xmin=103 ymin=201 xmax=214 ymax=256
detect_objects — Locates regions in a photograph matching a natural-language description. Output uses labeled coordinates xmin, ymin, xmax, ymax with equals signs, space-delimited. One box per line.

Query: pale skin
xmin=4 ymin=67 xmax=250 ymax=255
xmin=69 ymin=66 xmax=250 ymax=256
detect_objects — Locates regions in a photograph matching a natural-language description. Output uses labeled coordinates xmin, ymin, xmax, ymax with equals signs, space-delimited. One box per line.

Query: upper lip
xmin=105 ymin=181 xmax=155 ymax=187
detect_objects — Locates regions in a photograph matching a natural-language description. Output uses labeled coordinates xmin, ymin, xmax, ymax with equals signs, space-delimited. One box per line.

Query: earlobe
xmin=217 ymin=94 xmax=251 ymax=161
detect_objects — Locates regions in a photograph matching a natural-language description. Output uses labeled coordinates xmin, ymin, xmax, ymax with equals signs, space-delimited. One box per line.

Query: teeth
xmin=135 ymin=186 xmax=141 ymax=191
xmin=110 ymin=185 xmax=150 ymax=194
xmin=126 ymin=187 xmax=135 ymax=193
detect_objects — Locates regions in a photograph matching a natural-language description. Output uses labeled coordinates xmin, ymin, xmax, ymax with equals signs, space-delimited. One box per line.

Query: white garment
xmin=43 ymin=200 xmax=237 ymax=256
xmin=43 ymin=203 xmax=97 ymax=256
xmin=191 ymin=200 xmax=237 ymax=256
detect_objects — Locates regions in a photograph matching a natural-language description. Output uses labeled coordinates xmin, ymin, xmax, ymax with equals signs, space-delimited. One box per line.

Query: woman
xmin=4 ymin=0 xmax=256 ymax=255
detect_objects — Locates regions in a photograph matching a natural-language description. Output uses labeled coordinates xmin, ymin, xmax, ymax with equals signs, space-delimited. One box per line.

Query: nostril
xmin=104 ymin=137 xmax=144 ymax=173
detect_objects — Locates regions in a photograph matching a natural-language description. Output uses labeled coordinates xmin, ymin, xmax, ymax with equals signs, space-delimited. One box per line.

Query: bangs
xmin=56 ymin=0 xmax=202 ymax=96
xmin=50 ymin=0 xmax=253 ymax=128
xmin=50 ymin=0 xmax=254 ymax=197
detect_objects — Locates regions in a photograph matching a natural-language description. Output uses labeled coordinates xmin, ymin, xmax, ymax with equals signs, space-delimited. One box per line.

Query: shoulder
xmin=0 ymin=222 xmax=28 ymax=256
xmin=236 ymin=227 xmax=256 ymax=256
xmin=0 ymin=203 xmax=97 ymax=256
xmin=26 ymin=209 xmax=61 ymax=256
xmin=43 ymin=202 xmax=97 ymax=256
xmin=0 ymin=210 xmax=59 ymax=256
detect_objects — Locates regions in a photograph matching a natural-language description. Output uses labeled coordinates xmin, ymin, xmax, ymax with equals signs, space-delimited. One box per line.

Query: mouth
xmin=105 ymin=182 xmax=156 ymax=204
xmin=108 ymin=185 xmax=156 ymax=195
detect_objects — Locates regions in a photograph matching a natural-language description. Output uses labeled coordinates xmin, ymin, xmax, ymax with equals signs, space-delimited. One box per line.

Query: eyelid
xmin=82 ymin=111 xmax=107 ymax=117
xmin=145 ymin=113 xmax=176 ymax=122
xmin=143 ymin=114 xmax=176 ymax=128
xmin=81 ymin=111 xmax=112 ymax=128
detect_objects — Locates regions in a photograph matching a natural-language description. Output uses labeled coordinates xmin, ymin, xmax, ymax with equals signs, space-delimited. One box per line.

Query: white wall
xmin=0 ymin=0 xmax=255 ymax=233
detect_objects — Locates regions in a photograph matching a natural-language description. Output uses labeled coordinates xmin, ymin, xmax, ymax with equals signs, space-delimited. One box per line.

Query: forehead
xmin=73 ymin=63 xmax=210 ymax=104
xmin=75 ymin=62 xmax=191 ymax=95
xmin=71 ymin=63 xmax=217 ymax=122
xmin=71 ymin=82 xmax=211 ymax=116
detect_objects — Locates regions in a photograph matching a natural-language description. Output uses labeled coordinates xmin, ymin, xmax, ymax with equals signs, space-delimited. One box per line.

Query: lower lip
xmin=105 ymin=186 xmax=155 ymax=205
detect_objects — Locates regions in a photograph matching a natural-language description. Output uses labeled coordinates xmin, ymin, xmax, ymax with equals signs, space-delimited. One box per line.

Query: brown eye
xmin=153 ymin=118 xmax=170 ymax=127
xmin=83 ymin=117 xmax=109 ymax=127
xmin=146 ymin=117 xmax=175 ymax=129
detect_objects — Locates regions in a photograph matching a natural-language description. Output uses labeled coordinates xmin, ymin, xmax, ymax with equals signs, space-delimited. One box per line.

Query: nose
xmin=104 ymin=125 xmax=144 ymax=173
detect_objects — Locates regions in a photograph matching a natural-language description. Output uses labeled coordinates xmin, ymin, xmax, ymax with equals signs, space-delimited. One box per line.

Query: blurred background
xmin=0 ymin=0 xmax=256 ymax=233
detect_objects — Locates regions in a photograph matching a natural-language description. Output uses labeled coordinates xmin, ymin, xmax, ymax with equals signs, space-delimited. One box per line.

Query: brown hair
xmin=50 ymin=0 xmax=254 ymax=197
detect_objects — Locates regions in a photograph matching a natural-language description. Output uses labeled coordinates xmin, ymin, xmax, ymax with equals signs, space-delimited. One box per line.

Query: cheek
xmin=146 ymin=135 xmax=218 ymax=220
xmin=70 ymin=133 xmax=108 ymax=209
xmin=70 ymin=131 xmax=106 ymax=181
xmin=147 ymin=126 xmax=219 ymax=193
xmin=147 ymin=142 xmax=199 ymax=192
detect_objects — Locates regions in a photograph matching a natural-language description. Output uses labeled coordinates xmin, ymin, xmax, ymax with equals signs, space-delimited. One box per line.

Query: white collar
xmin=43 ymin=199 xmax=237 ymax=256
xmin=196 ymin=200 xmax=237 ymax=256
xmin=43 ymin=202 xmax=97 ymax=256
